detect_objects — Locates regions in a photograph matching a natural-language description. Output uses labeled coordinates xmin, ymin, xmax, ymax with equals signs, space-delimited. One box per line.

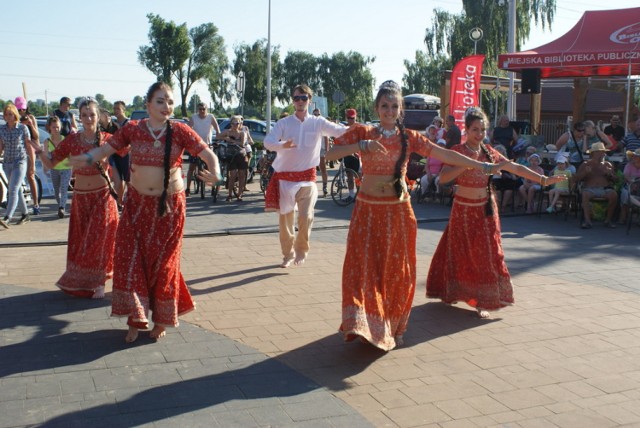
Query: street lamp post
xmin=506 ymin=0 xmax=516 ymax=119
xmin=266 ymin=0 xmax=272 ymax=132
xmin=469 ymin=27 xmax=483 ymax=55
xmin=236 ymin=71 xmax=246 ymax=116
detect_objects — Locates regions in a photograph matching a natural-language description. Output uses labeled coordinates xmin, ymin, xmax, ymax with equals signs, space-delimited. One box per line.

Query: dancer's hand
xmin=282 ymin=139 xmax=296 ymax=149
xmin=198 ymin=169 xmax=222 ymax=185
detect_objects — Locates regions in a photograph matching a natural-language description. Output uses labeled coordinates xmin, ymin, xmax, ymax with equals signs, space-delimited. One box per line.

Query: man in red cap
xmin=342 ymin=108 xmax=360 ymax=203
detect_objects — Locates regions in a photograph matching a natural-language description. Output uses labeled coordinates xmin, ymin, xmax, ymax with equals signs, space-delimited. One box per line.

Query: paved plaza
xmin=1 ymin=178 xmax=640 ymax=427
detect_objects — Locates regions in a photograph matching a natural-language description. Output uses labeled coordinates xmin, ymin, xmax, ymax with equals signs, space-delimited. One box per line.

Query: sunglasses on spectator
xmin=231 ymin=121 xmax=242 ymax=125
xmin=347 ymin=117 xmax=355 ymax=120
xmin=198 ymin=108 xmax=206 ymax=111
xmin=576 ymin=128 xmax=585 ymax=132
xmin=292 ymin=95 xmax=309 ymax=102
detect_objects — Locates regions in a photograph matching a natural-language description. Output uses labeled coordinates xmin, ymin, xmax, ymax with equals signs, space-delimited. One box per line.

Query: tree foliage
xmin=403 ymin=51 xmax=452 ymax=96
xmin=232 ymin=40 xmax=283 ymax=117
xmin=174 ymin=23 xmax=228 ymax=117
xmin=424 ymin=1 xmax=556 ymax=73
xmin=137 ymin=14 xmax=190 ymax=87
xmin=282 ymin=51 xmax=322 ymax=97
xmin=317 ymin=52 xmax=375 ymax=120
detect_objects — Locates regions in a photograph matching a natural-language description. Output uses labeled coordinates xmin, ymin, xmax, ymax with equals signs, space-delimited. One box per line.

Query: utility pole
xmin=506 ymin=0 xmax=516 ymax=119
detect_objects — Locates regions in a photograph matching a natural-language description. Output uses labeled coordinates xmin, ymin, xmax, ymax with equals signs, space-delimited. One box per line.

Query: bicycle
xmin=259 ymin=151 xmax=277 ymax=194
xmin=331 ymin=157 xmax=361 ymax=206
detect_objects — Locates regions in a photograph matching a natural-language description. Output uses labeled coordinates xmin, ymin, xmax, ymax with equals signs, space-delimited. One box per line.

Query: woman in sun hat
xmin=618 ymin=148 xmax=640 ymax=224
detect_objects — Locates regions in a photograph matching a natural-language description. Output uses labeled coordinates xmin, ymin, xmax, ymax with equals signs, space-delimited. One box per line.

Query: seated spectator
xmin=425 ymin=125 xmax=438 ymax=143
xmin=574 ymin=142 xmax=618 ymax=229
xmin=491 ymin=115 xmax=518 ymax=158
xmin=491 ymin=144 xmax=520 ymax=212
xmin=518 ymin=153 xmax=544 ymax=213
xmin=618 ymin=148 xmax=640 ymax=224
xmin=603 ymin=115 xmax=625 ymax=148
xmin=444 ymin=115 xmax=461 ymax=148
xmin=515 ymin=145 xmax=537 ymax=166
xmin=621 ymin=117 xmax=640 ymax=155
xmin=420 ymin=139 xmax=446 ymax=197
xmin=430 ymin=116 xmax=446 ymax=140
xmin=546 ymin=156 xmax=573 ymax=213
xmin=582 ymin=120 xmax=613 ymax=152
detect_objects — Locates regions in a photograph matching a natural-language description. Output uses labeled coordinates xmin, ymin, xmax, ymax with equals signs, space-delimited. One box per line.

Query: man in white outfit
xmin=264 ymin=84 xmax=347 ymax=267
xmin=187 ymin=103 xmax=220 ymax=195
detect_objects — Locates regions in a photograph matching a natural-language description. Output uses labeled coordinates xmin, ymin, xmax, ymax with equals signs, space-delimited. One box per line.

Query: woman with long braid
xmin=31 ymin=98 xmax=118 ymax=298
xmin=427 ymin=107 xmax=566 ymax=318
xmin=70 ymin=82 xmax=221 ymax=343
xmin=326 ymin=81 xmax=502 ymax=351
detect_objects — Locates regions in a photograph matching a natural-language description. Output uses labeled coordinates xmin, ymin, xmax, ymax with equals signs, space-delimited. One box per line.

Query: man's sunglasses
xmin=293 ymin=95 xmax=309 ymax=102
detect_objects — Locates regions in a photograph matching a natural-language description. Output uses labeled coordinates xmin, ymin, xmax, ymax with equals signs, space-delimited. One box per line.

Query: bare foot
xmin=92 ymin=286 xmax=105 ymax=299
xmin=477 ymin=309 xmax=490 ymax=319
xmin=280 ymin=256 xmax=295 ymax=268
xmin=125 ymin=326 xmax=139 ymax=343
xmin=150 ymin=325 xmax=166 ymax=340
xmin=294 ymin=254 xmax=306 ymax=266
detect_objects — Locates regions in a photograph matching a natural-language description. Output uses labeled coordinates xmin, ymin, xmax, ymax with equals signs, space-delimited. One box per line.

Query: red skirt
xmin=426 ymin=195 xmax=514 ymax=310
xmin=110 ymin=186 xmax=194 ymax=328
xmin=340 ymin=193 xmax=416 ymax=351
xmin=56 ymin=187 xmax=118 ymax=298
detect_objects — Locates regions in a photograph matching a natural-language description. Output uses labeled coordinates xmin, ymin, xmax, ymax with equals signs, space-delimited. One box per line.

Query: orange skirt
xmin=340 ymin=193 xmax=416 ymax=351
xmin=110 ymin=187 xmax=194 ymax=328
xmin=426 ymin=195 xmax=514 ymax=310
xmin=56 ymin=187 xmax=118 ymax=298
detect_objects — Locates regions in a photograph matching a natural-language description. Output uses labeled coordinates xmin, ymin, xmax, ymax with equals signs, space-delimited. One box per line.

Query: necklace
xmin=146 ymin=121 xmax=167 ymax=148
xmin=378 ymin=125 xmax=397 ymax=138
xmin=81 ymin=133 xmax=96 ymax=145
xmin=465 ymin=143 xmax=481 ymax=154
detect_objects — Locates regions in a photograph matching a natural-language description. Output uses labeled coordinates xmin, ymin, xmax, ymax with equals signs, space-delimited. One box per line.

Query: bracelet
xmin=85 ymin=152 xmax=94 ymax=166
xmin=358 ymin=140 xmax=369 ymax=153
xmin=482 ymin=162 xmax=493 ymax=175
xmin=540 ymin=176 xmax=547 ymax=186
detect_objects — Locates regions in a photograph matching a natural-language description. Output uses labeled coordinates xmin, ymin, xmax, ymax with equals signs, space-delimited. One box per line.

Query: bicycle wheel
xmin=331 ymin=168 xmax=360 ymax=206
xmin=199 ymin=162 xmax=206 ymax=200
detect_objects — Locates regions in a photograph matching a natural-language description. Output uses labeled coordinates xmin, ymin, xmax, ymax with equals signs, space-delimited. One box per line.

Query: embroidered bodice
xmin=452 ymin=144 xmax=507 ymax=188
xmin=52 ymin=132 xmax=110 ymax=176
xmin=109 ymin=120 xmax=207 ymax=168
xmin=333 ymin=124 xmax=433 ymax=176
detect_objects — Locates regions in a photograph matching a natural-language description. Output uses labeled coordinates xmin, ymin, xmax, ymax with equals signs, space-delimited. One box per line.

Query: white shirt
xmin=191 ymin=114 xmax=216 ymax=144
xmin=264 ymin=113 xmax=346 ymax=214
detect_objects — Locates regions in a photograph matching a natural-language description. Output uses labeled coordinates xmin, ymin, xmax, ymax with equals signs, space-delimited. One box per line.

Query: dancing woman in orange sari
xmin=71 ymin=82 xmax=221 ymax=343
xmin=32 ymin=98 xmax=118 ymax=299
xmin=326 ymin=81 xmax=502 ymax=351
xmin=426 ymin=107 xmax=566 ymax=318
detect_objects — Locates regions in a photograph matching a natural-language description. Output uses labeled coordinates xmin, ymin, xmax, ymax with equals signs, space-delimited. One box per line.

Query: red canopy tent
xmin=498 ymin=7 xmax=640 ymax=78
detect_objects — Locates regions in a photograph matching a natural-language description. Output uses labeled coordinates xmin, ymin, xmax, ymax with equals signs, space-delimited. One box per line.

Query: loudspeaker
xmin=521 ymin=69 xmax=541 ymax=94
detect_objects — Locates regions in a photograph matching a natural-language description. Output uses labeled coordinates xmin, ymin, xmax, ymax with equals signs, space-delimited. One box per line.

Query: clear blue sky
xmin=0 ymin=1 xmax=636 ymax=109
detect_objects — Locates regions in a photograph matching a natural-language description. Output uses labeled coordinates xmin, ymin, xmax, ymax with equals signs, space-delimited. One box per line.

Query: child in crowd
xmin=518 ymin=153 xmax=545 ymax=213
xmin=420 ymin=139 xmax=446 ymax=197
xmin=546 ymin=156 xmax=572 ymax=213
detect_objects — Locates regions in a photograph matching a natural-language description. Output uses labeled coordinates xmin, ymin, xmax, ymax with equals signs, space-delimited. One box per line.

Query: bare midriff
xmin=454 ymin=185 xmax=489 ymax=200
xmin=73 ymin=174 xmax=111 ymax=192
xmin=129 ymin=165 xmax=184 ymax=196
xmin=360 ymin=174 xmax=402 ymax=197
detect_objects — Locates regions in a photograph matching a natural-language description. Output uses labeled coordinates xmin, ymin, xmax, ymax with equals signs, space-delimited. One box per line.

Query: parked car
xmin=130 ymin=110 xmax=149 ymax=120
xmin=217 ymin=118 xmax=268 ymax=144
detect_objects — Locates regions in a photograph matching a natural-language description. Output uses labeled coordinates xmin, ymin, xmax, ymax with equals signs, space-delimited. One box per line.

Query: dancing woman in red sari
xmin=71 ymin=82 xmax=221 ymax=343
xmin=426 ymin=108 xmax=566 ymax=318
xmin=326 ymin=82 xmax=503 ymax=351
xmin=32 ymin=98 xmax=119 ymax=299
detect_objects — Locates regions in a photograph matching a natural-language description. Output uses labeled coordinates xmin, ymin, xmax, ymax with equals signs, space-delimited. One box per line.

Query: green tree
xmin=175 ymin=22 xmax=228 ymax=117
xmin=137 ymin=14 xmax=190 ymax=87
xmin=317 ymin=52 xmax=375 ymax=121
xmin=131 ymin=96 xmax=145 ymax=110
xmin=424 ymin=1 xmax=556 ymax=73
xmin=207 ymin=73 xmax=232 ymax=113
xmin=232 ymin=40 xmax=283 ymax=117
xmin=282 ymin=51 xmax=321 ymax=97
xmin=402 ymin=51 xmax=452 ymax=95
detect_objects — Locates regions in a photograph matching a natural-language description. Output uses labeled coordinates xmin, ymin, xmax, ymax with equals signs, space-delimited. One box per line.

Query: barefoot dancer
xmin=71 ymin=82 xmax=221 ymax=343
xmin=326 ymin=82 xmax=503 ymax=351
xmin=426 ymin=107 xmax=567 ymax=318
xmin=32 ymin=98 xmax=119 ymax=299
